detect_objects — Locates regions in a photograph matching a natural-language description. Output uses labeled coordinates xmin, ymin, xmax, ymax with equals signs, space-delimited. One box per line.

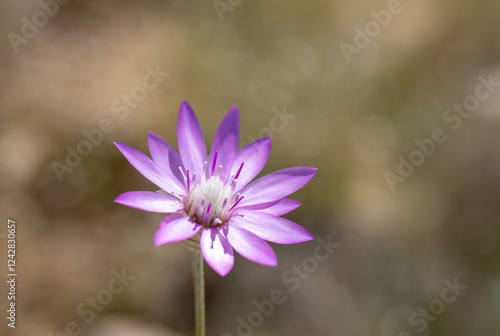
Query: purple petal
xmin=238 ymin=167 xmax=317 ymax=207
xmin=154 ymin=214 xmax=201 ymax=246
xmin=208 ymin=105 xmax=240 ymax=182
xmin=230 ymin=137 xmax=271 ymax=190
xmin=147 ymin=132 xmax=185 ymax=186
xmin=256 ymin=198 xmax=301 ymax=216
xmin=200 ymin=227 xmax=234 ymax=276
xmin=177 ymin=101 xmax=207 ymax=176
xmin=115 ymin=191 xmax=183 ymax=213
xmin=230 ymin=210 xmax=314 ymax=244
xmin=114 ymin=142 xmax=186 ymax=197
xmin=227 ymin=225 xmax=277 ymax=266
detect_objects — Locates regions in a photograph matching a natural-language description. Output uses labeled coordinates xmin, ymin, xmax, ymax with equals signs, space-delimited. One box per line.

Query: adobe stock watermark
xmin=223 ymin=235 xmax=340 ymax=336
xmin=213 ymin=0 xmax=244 ymax=21
xmin=7 ymin=0 xmax=71 ymax=54
xmin=46 ymin=268 xmax=135 ymax=336
xmin=239 ymin=106 xmax=295 ymax=148
xmin=385 ymin=74 xmax=500 ymax=192
xmin=339 ymin=0 xmax=405 ymax=64
xmin=51 ymin=64 xmax=169 ymax=182
xmin=397 ymin=278 xmax=467 ymax=336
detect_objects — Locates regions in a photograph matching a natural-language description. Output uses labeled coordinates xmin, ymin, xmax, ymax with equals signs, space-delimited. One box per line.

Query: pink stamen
xmin=234 ymin=162 xmax=244 ymax=180
xmin=211 ymin=152 xmax=218 ymax=176
xmin=201 ymin=203 xmax=212 ymax=225
xmin=230 ymin=196 xmax=244 ymax=211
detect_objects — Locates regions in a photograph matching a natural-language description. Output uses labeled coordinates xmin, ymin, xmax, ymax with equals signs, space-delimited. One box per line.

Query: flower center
xmin=183 ymin=155 xmax=245 ymax=228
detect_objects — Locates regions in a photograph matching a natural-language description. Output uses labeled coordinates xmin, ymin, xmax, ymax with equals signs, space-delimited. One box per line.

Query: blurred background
xmin=1 ymin=0 xmax=500 ymax=335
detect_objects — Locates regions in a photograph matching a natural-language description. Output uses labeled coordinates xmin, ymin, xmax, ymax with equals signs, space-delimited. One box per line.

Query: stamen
xmin=203 ymin=161 xmax=208 ymax=179
xmin=178 ymin=166 xmax=187 ymax=182
xmin=217 ymin=165 xmax=222 ymax=178
xmin=201 ymin=203 xmax=212 ymax=225
xmin=230 ymin=195 xmax=244 ymax=211
xmin=211 ymin=152 xmax=218 ymax=176
xmin=240 ymin=187 xmax=253 ymax=196
xmin=234 ymin=162 xmax=244 ymax=180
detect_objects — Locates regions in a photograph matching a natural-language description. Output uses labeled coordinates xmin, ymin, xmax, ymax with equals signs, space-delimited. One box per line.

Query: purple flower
xmin=114 ymin=101 xmax=317 ymax=276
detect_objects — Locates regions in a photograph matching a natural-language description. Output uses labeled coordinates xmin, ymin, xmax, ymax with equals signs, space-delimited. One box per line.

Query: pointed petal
xmin=230 ymin=137 xmax=271 ymax=190
xmin=147 ymin=132 xmax=185 ymax=186
xmin=200 ymin=227 xmax=234 ymax=276
xmin=177 ymin=101 xmax=207 ymax=176
xmin=208 ymin=105 xmax=240 ymax=182
xmin=115 ymin=191 xmax=183 ymax=213
xmin=238 ymin=167 xmax=317 ymax=207
xmin=231 ymin=210 xmax=314 ymax=244
xmin=154 ymin=214 xmax=201 ymax=246
xmin=227 ymin=224 xmax=277 ymax=266
xmin=114 ymin=142 xmax=186 ymax=197
xmin=256 ymin=198 xmax=301 ymax=216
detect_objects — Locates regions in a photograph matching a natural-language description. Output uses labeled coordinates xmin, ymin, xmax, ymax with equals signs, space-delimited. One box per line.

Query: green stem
xmin=192 ymin=250 xmax=205 ymax=336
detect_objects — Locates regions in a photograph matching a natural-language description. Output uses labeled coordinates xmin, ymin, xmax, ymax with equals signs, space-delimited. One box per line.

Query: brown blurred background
xmin=1 ymin=0 xmax=500 ymax=335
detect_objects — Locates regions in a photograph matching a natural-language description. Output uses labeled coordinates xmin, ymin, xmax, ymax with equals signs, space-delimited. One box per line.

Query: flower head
xmin=115 ymin=101 xmax=317 ymax=276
